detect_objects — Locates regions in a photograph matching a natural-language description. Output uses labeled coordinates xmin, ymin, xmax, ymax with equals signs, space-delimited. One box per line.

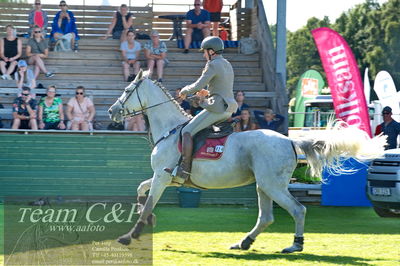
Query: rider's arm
xmin=181 ymin=62 xmax=215 ymax=95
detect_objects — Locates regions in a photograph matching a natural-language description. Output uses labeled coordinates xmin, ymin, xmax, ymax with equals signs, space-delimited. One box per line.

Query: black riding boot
xmin=164 ymin=132 xmax=193 ymax=181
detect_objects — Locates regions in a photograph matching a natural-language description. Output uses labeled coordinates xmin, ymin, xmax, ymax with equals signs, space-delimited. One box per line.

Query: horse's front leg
xmin=118 ymin=172 xmax=171 ymax=245
xmin=136 ymin=178 xmax=156 ymax=226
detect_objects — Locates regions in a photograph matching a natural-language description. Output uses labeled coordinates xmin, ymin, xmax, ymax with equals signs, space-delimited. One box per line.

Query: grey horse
xmin=109 ymin=70 xmax=385 ymax=253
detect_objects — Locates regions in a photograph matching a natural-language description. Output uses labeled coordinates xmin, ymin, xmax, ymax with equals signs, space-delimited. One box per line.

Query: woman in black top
xmin=0 ymin=25 xmax=22 ymax=80
xmin=102 ymin=4 xmax=133 ymax=42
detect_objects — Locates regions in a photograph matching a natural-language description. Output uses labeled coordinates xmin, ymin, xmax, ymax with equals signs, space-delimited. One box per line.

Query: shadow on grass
xmin=163 ymin=249 xmax=380 ymax=266
xmin=154 ymin=206 xmax=400 ymax=235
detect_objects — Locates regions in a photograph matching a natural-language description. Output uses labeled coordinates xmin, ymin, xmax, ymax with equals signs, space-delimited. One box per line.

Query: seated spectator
xmin=124 ymin=115 xmax=145 ymax=131
xmin=231 ymin=90 xmax=249 ymax=120
xmin=51 ymin=1 xmax=79 ymax=51
xmin=11 ymin=87 xmax=38 ymax=130
xmin=120 ymin=30 xmax=141 ymax=82
xmin=38 ymin=85 xmax=66 ymax=130
xmin=26 ymin=26 xmax=54 ymax=79
xmin=102 ymin=4 xmax=133 ymax=42
xmin=176 ymin=88 xmax=191 ymax=114
xmin=190 ymin=96 xmax=203 ymax=116
xmin=28 ymin=0 xmax=48 ymax=38
xmin=183 ymin=0 xmax=211 ymax=53
xmin=203 ymin=0 xmax=223 ymax=37
xmin=144 ymin=30 xmax=167 ymax=83
xmin=66 ymin=86 xmax=95 ymax=131
xmin=254 ymin=108 xmax=284 ymax=131
xmin=0 ymin=25 xmax=22 ymax=80
xmin=235 ymin=109 xmax=256 ymax=132
xmin=14 ymin=60 xmax=36 ymax=95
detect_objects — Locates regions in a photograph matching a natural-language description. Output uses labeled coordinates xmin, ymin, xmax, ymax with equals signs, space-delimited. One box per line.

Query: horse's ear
xmin=135 ymin=69 xmax=143 ymax=82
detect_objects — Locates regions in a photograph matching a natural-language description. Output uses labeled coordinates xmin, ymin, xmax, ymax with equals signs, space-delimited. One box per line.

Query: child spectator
xmin=66 ymin=86 xmax=95 ymax=131
xmin=231 ymin=90 xmax=249 ymax=120
xmin=102 ymin=4 xmax=133 ymax=42
xmin=176 ymin=88 xmax=191 ymax=114
xmin=190 ymin=96 xmax=203 ymax=116
xmin=28 ymin=0 xmax=48 ymax=37
xmin=235 ymin=109 xmax=256 ymax=132
xmin=1 ymin=25 xmax=22 ymax=80
xmin=51 ymin=1 xmax=80 ymax=51
xmin=26 ymin=26 xmax=54 ymax=79
xmin=124 ymin=115 xmax=146 ymax=131
xmin=14 ymin=60 xmax=36 ymax=96
xmin=203 ymin=0 xmax=223 ymax=37
xmin=254 ymin=108 xmax=285 ymax=132
xmin=11 ymin=87 xmax=38 ymax=130
xmin=38 ymin=85 xmax=66 ymax=130
xmin=120 ymin=30 xmax=141 ymax=82
xmin=183 ymin=0 xmax=211 ymax=53
xmin=144 ymin=30 xmax=168 ymax=83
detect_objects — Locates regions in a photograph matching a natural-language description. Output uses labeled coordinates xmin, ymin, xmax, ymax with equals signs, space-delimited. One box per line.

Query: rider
xmin=164 ymin=36 xmax=238 ymax=182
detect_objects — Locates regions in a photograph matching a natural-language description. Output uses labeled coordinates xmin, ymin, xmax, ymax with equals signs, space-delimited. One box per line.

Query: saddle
xmin=178 ymin=120 xmax=236 ymax=160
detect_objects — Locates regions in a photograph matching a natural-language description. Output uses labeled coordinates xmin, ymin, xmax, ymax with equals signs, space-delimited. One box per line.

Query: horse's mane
xmin=150 ymin=79 xmax=193 ymax=119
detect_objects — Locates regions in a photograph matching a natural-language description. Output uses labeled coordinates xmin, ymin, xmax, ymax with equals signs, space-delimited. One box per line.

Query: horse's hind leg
xmin=264 ymin=186 xmax=306 ymax=253
xmin=230 ymin=185 xmax=274 ymax=250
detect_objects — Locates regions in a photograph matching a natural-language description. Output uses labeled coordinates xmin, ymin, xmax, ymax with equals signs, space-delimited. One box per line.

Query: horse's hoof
xmin=147 ymin=213 xmax=156 ymax=227
xmin=230 ymin=236 xmax=254 ymax=250
xmin=281 ymin=243 xmax=303 ymax=253
xmin=131 ymin=221 xmax=145 ymax=239
xmin=230 ymin=243 xmax=241 ymax=250
xmin=117 ymin=235 xmax=131 ymax=246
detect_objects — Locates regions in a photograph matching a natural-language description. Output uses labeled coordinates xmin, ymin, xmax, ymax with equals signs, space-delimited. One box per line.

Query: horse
xmin=108 ymin=70 xmax=386 ymax=253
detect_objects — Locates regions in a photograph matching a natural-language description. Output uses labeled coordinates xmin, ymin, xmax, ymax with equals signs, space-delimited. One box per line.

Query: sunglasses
xmin=194 ymin=4 xmax=201 ymax=6
xmin=76 ymin=92 xmax=84 ymax=95
xmin=382 ymin=112 xmax=390 ymax=115
xmin=59 ymin=4 xmax=66 ymax=6
xmin=22 ymin=93 xmax=30 ymax=96
xmin=35 ymin=3 xmax=41 ymax=5
xmin=34 ymin=31 xmax=41 ymax=33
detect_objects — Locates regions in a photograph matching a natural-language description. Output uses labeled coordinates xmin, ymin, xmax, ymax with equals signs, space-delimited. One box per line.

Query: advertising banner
xmin=312 ymin=27 xmax=371 ymax=136
xmin=293 ymin=70 xmax=325 ymax=127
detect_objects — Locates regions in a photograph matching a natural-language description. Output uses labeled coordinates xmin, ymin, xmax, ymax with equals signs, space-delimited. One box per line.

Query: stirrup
xmin=164 ymin=165 xmax=190 ymax=182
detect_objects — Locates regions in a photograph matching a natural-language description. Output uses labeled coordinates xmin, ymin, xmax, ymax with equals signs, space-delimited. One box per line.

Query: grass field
xmin=0 ymin=204 xmax=399 ymax=265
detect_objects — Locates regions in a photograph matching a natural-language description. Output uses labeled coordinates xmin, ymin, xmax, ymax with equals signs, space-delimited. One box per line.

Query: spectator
xmin=102 ymin=4 xmax=133 ymax=42
xmin=120 ymin=30 xmax=141 ymax=82
xmin=254 ymin=108 xmax=284 ymax=131
xmin=235 ymin=109 xmax=256 ymax=132
xmin=144 ymin=30 xmax=167 ymax=83
xmin=26 ymin=26 xmax=54 ymax=79
xmin=51 ymin=1 xmax=80 ymax=51
xmin=190 ymin=96 xmax=203 ymax=116
xmin=203 ymin=0 xmax=223 ymax=37
xmin=14 ymin=60 xmax=36 ymax=95
xmin=124 ymin=115 xmax=145 ymax=131
xmin=38 ymin=85 xmax=66 ymax=130
xmin=11 ymin=87 xmax=38 ymax=130
xmin=231 ymin=90 xmax=249 ymax=120
xmin=1 ymin=25 xmax=22 ymax=80
xmin=183 ymin=0 xmax=211 ymax=53
xmin=176 ymin=88 xmax=191 ymax=114
xmin=28 ymin=0 xmax=49 ymax=37
xmin=66 ymin=86 xmax=95 ymax=131
xmin=375 ymin=106 xmax=400 ymax=150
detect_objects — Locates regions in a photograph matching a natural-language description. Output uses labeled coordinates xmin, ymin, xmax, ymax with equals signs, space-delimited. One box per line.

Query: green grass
xmin=1 ymin=204 xmax=399 ymax=265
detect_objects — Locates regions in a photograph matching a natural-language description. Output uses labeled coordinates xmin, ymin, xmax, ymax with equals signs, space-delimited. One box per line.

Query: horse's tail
xmin=291 ymin=120 xmax=387 ymax=177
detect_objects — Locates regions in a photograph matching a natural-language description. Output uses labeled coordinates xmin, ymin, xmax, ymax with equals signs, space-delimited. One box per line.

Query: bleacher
xmin=0 ymin=2 xmax=271 ymax=129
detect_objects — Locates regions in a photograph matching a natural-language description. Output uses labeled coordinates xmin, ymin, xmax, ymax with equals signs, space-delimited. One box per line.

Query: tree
xmin=286 ymin=17 xmax=330 ymax=97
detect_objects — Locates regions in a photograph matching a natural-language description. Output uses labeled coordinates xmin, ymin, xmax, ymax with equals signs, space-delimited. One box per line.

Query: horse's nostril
xmin=108 ymin=108 xmax=112 ymax=114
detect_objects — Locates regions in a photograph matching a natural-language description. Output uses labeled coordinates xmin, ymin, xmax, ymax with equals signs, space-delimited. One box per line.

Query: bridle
xmin=117 ymin=78 xmax=182 ymax=118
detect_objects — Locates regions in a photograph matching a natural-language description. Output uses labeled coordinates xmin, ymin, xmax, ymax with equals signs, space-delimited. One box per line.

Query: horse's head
xmin=109 ymin=69 xmax=148 ymax=122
